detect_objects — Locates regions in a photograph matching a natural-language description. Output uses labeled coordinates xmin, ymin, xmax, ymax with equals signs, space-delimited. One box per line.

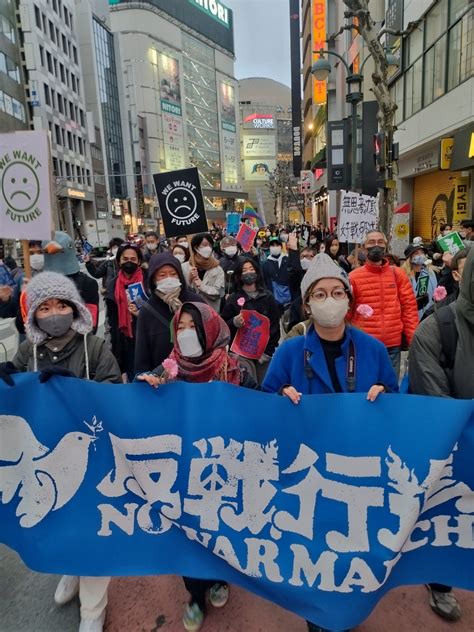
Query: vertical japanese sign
xmin=290 ymin=0 xmax=302 ymax=177
xmin=312 ymin=0 xmax=326 ymax=105
xmin=338 ymin=191 xmax=379 ymax=244
xmin=220 ymin=82 xmax=239 ymax=187
xmin=159 ymin=53 xmax=182 ymax=117
xmin=0 ymin=130 xmax=52 ymax=240
xmin=385 ymin=0 xmax=403 ymax=81
xmin=163 ymin=113 xmax=185 ymax=172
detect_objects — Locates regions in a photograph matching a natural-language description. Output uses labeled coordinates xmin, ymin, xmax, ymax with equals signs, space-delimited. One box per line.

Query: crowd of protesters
xmin=0 ymin=217 xmax=473 ymax=632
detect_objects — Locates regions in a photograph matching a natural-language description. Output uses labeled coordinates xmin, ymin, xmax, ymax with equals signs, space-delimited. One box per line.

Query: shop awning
xmin=450 ymin=124 xmax=474 ymax=170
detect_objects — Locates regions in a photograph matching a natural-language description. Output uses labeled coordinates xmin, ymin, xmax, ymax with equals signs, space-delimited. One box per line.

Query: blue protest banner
xmin=226 ymin=212 xmax=240 ymax=235
xmin=0 ymin=375 xmax=473 ymax=630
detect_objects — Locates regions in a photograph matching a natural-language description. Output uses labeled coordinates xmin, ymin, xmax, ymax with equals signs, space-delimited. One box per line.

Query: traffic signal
xmin=373 ymin=132 xmax=387 ymax=169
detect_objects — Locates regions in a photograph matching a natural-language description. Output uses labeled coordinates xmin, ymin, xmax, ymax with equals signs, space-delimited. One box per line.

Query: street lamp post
xmin=311 ymin=49 xmax=399 ymax=193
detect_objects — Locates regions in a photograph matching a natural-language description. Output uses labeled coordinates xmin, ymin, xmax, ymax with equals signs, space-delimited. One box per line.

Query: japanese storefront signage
xmin=312 ymin=0 xmax=326 ymax=105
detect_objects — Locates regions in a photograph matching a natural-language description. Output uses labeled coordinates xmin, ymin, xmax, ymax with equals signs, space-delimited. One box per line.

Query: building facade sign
xmin=312 ymin=0 xmax=326 ymax=105
xmin=188 ymin=0 xmax=230 ymax=28
xmin=450 ymin=125 xmax=474 ymax=171
xmin=244 ymin=159 xmax=276 ymax=181
xmin=440 ymin=138 xmax=454 ymax=170
xmin=243 ymin=135 xmax=276 ymax=158
xmin=159 ymin=54 xmax=182 ymax=117
xmin=220 ymin=82 xmax=236 ymax=133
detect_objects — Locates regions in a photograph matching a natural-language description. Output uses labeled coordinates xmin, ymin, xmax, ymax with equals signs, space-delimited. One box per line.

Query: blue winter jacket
xmin=263 ymin=325 xmax=399 ymax=395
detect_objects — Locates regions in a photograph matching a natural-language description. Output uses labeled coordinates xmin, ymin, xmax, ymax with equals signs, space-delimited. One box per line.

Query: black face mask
xmin=121 ymin=261 xmax=139 ymax=275
xmin=367 ymin=246 xmax=385 ymax=262
xmin=241 ymin=272 xmax=258 ymax=285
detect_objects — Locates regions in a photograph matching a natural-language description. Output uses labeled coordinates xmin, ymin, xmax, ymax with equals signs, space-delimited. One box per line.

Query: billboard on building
xmin=222 ymin=132 xmax=238 ymax=185
xmin=162 ymin=113 xmax=186 ymax=171
xmin=109 ymin=0 xmax=234 ymax=54
xmin=243 ymin=135 xmax=276 ymax=158
xmin=312 ymin=0 xmax=326 ymax=105
xmin=244 ymin=159 xmax=276 ymax=181
xmin=243 ymin=113 xmax=275 ymax=129
xmin=289 ymin=0 xmax=302 ymax=176
xmin=159 ymin=53 xmax=182 ymax=117
xmin=220 ymin=82 xmax=236 ymax=133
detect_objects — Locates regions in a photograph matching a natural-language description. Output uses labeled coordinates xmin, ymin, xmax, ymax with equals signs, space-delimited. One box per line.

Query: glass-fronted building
xmin=110 ymin=0 xmax=243 ymax=221
xmin=92 ymin=17 xmax=127 ymax=200
xmin=0 ymin=0 xmax=28 ymax=131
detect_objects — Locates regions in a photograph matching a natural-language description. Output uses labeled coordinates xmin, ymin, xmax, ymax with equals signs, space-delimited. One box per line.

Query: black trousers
xmin=183 ymin=577 xmax=221 ymax=610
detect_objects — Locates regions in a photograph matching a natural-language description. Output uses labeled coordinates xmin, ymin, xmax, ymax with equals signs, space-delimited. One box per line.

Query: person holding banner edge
xmin=262 ymin=253 xmax=398 ymax=632
xmin=137 ymin=301 xmax=258 ymax=631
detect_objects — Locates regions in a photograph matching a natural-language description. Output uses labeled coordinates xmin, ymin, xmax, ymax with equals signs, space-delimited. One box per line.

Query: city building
xmin=109 ymin=0 xmax=243 ymax=226
xmin=0 ymin=0 xmax=28 ymax=132
xmin=238 ymin=77 xmax=293 ymax=223
xmin=75 ymin=0 xmax=130 ymax=235
xmin=392 ymin=0 xmax=473 ymax=241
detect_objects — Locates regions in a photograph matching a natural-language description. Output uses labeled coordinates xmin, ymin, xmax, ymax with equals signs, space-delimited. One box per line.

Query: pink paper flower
xmin=356 ymin=304 xmax=374 ymax=319
xmin=433 ymin=286 xmax=447 ymax=302
xmin=162 ymin=358 xmax=179 ymax=380
xmin=237 ymin=297 xmax=246 ymax=308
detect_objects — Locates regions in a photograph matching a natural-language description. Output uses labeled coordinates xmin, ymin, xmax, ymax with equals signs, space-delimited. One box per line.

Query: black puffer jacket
xmin=134 ymin=252 xmax=204 ymax=374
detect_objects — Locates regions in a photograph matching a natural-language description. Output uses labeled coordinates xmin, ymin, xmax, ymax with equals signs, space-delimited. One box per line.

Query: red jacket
xmin=349 ymin=260 xmax=419 ymax=348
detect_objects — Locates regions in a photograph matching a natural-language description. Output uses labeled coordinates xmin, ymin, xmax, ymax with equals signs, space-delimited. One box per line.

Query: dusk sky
xmin=224 ymin=0 xmax=292 ymax=87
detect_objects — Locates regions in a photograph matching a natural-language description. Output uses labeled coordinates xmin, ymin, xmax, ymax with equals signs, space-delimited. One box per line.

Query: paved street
xmin=2 ymin=544 xmax=474 ymax=631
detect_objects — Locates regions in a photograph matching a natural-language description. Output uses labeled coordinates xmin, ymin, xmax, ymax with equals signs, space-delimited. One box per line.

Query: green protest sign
xmin=437 ymin=231 xmax=464 ymax=255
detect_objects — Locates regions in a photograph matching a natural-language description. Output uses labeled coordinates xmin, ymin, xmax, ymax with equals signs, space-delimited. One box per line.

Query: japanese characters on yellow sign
xmin=312 ymin=0 xmax=326 ymax=105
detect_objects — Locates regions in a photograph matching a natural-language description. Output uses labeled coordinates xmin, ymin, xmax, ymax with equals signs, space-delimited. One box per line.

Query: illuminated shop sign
xmin=188 ymin=0 xmax=230 ymax=28
xmin=244 ymin=114 xmax=275 ymax=129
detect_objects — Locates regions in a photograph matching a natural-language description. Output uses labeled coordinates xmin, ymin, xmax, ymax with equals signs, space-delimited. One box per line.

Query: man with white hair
xmin=219 ymin=235 xmax=244 ymax=296
xmin=349 ymin=230 xmax=419 ymax=376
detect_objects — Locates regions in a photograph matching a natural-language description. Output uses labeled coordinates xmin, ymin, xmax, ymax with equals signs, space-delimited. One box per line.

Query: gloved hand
xmin=0 ymin=361 xmax=19 ymax=386
xmin=39 ymin=367 xmax=76 ymax=383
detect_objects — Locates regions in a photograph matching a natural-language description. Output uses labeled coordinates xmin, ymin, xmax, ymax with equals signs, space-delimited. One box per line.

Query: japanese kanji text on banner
xmin=338 ymin=191 xmax=379 ymax=244
xmin=0 ymin=131 xmax=52 ymax=240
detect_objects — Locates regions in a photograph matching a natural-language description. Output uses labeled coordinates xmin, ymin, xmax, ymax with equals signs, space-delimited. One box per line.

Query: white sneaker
xmin=54 ymin=575 xmax=80 ymax=606
xmin=79 ymin=610 xmax=106 ymax=632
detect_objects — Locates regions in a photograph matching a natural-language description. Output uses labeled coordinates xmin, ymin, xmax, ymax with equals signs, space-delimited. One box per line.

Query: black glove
xmin=0 ymin=361 xmax=19 ymax=386
xmin=39 ymin=367 xmax=76 ymax=383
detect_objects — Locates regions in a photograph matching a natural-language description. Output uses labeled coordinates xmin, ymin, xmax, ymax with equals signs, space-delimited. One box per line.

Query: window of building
xmin=34 ymin=5 xmax=41 ymax=28
xmin=50 ymin=88 xmax=56 ymax=108
xmin=44 ymin=83 xmax=51 ymax=106
xmin=62 ymin=128 xmax=65 ymax=145
xmin=42 ymin=14 xmax=47 ymax=34
xmin=55 ymin=124 xmax=61 ymax=145
xmin=76 ymin=78 xmax=80 ymax=96
xmin=52 ymin=0 xmax=57 ymax=13
xmin=424 ymin=34 xmax=447 ymax=106
xmin=71 ymin=74 xmax=76 ymax=92
xmin=63 ymin=5 xmax=68 ymax=26
xmin=53 ymin=58 xmax=58 ymax=77
xmin=56 ymin=27 xmax=60 ymax=46
xmin=62 ymin=33 xmax=67 ymax=54
xmin=65 ymin=161 xmax=70 ymax=178
xmin=73 ymin=45 xmax=78 ymax=64
xmin=425 ymin=0 xmax=448 ymax=48
xmin=79 ymin=109 xmax=85 ymax=127
xmin=1 ymin=15 xmax=16 ymax=43
xmin=404 ymin=57 xmax=422 ymax=118
xmin=49 ymin=20 xmax=55 ymax=43
xmin=39 ymin=45 xmax=44 ymax=67
xmin=58 ymin=93 xmax=63 ymax=113
xmin=46 ymin=51 xmax=52 ymax=74
xmin=448 ymin=9 xmax=473 ymax=90
xmin=69 ymin=101 xmax=74 ymax=120
xmin=12 ymin=99 xmax=25 ymax=121
xmin=66 ymin=69 xmax=69 ymax=86
xmin=59 ymin=62 xmax=65 ymax=83
xmin=67 ymin=130 xmax=72 ymax=150
xmin=86 ymin=169 xmax=91 ymax=187
xmin=78 ymin=137 xmax=83 ymax=154
xmin=52 ymin=156 xmax=58 ymax=175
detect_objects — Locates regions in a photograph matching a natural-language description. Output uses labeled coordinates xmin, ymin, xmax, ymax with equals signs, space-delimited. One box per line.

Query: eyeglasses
xmin=309 ymin=288 xmax=348 ymax=302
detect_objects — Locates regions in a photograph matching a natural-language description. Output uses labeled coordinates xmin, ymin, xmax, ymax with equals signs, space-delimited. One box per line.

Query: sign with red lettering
xmin=231 ymin=309 xmax=270 ymax=360
xmin=236 ymin=223 xmax=258 ymax=252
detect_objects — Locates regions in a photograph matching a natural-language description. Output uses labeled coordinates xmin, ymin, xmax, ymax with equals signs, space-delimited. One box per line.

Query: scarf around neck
xmin=194 ymin=251 xmax=219 ymax=271
xmin=155 ymin=286 xmax=182 ymax=313
xmin=168 ymin=301 xmax=240 ymax=385
xmin=114 ymin=267 xmax=144 ymax=338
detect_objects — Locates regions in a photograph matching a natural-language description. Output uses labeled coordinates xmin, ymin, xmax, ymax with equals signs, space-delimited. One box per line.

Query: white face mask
xmin=155 ymin=277 xmax=181 ymax=294
xmin=30 ymin=254 xmax=44 ymax=271
xmin=198 ymin=246 xmax=213 ymax=259
xmin=173 ymin=252 xmax=186 ymax=263
xmin=309 ymin=297 xmax=349 ymax=327
xmin=270 ymin=246 xmax=282 ymax=257
xmin=309 ymin=239 xmax=317 ymax=245
xmin=177 ymin=328 xmax=203 ymax=358
xmin=178 ymin=240 xmax=189 ymax=248
xmin=300 ymin=258 xmax=312 ymax=270
xmin=224 ymin=246 xmax=238 ymax=257
xmin=280 ymin=234 xmax=288 ymax=243
xmin=147 ymin=242 xmax=158 ymax=251
xmin=111 ymin=247 xmax=118 ymax=256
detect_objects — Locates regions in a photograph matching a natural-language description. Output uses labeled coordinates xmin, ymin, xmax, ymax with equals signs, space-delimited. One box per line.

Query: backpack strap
xmin=434 ymin=305 xmax=458 ymax=371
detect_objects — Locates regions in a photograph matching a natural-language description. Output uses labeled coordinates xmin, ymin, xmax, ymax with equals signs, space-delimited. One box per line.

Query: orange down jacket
xmin=349 ymin=260 xmax=419 ymax=348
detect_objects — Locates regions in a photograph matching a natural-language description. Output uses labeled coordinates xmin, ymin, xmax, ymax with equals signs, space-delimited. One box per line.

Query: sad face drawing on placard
xmin=1 ymin=161 xmax=40 ymax=213
xmin=165 ymin=187 xmax=198 ymax=221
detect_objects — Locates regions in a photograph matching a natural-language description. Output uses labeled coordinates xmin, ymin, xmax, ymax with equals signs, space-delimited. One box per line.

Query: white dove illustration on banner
xmin=0 ymin=415 xmax=102 ymax=527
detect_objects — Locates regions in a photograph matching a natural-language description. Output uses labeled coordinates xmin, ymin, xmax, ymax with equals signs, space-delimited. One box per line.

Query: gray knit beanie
xmin=300 ymin=253 xmax=351 ymax=300
xmin=25 ymin=271 xmax=93 ymax=344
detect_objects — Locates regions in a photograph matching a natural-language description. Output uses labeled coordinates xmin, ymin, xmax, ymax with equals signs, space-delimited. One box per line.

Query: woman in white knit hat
xmin=10 ymin=271 xmax=121 ymax=632
xmin=263 ymin=253 xmax=399 ymax=632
